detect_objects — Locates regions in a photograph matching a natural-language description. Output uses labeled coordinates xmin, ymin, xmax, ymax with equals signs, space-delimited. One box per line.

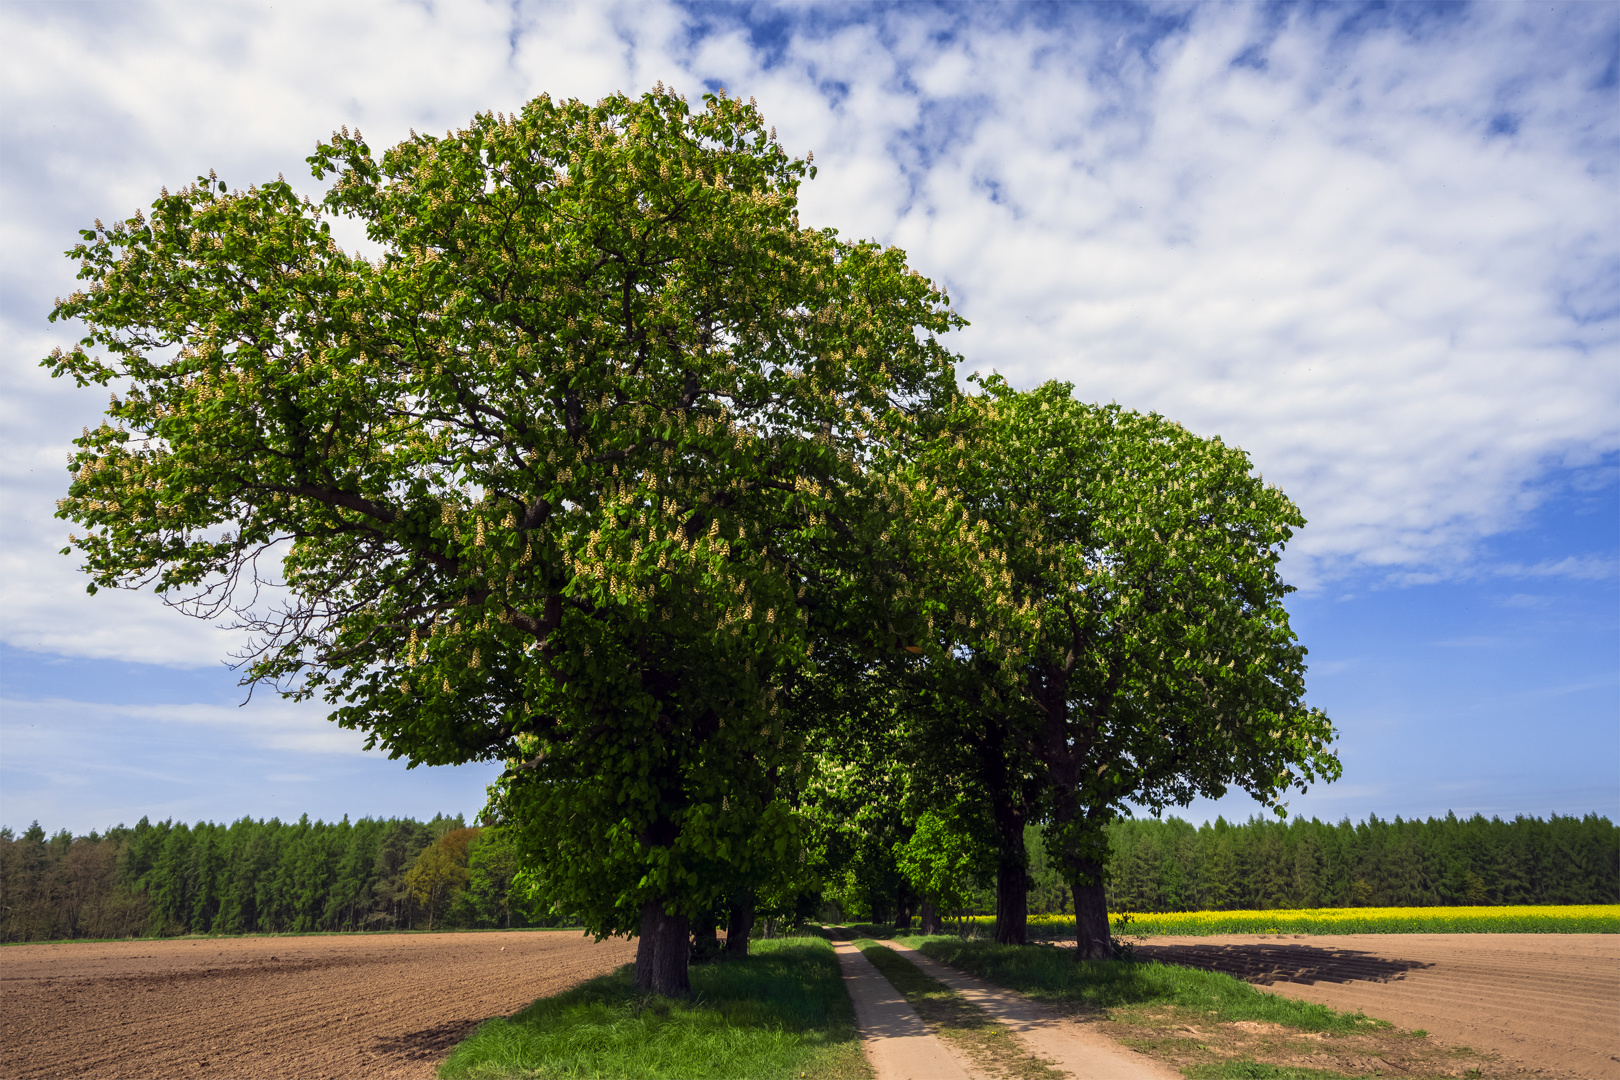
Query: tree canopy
xmin=889 ymin=375 xmax=1341 ymax=954
xmin=47 ymin=84 xmax=1342 ymax=990
xmin=47 ymin=86 xmax=959 ymax=993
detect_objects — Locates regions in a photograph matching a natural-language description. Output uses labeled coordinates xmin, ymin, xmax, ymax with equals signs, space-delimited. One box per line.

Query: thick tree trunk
xmin=1028 ymin=659 xmax=1113 ymax=960
xmin=994 ymin=858 xmax=1029 ymax=945
xmin=984 ymin=700 xmax=1033 ymax=946
xmin=634 ymin=898 xmax=691 ymax=995
xmin=894 ymin=883 xmax=913 ymax=931
xmin=1073 ymin=860 xmax=1115 ymax=960
xmin=990 ymin=790 xmax=1030 ymax=946
xmin=723 ymin=893 xmax=754 ymax=958
xmin=919 ymin=898 xmax=941 ymax=934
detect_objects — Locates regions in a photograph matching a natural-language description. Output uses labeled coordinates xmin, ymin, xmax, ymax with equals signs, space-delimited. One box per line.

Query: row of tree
xmin=9 ymin=808 xmax=1609 ymax=944
xmin=52 ymin=86 xmax=1337 ymax=992
xmin=0 ymin=813 xmax=551 ymax=943
xmin=821 ymin=811 xmax=1617 ymax=922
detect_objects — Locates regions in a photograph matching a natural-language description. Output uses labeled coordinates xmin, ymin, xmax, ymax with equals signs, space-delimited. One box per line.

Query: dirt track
xmin=0 ymin=930 xmax=636 ymax=1080
xmin=1133 ymin=933 xmax=1620 ymax=1078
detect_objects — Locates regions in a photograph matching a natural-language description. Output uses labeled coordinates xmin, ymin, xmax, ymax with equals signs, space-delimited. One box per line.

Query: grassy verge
xmin=437 ymin=936 xmax=868 ymax=1080
xmin=853 ymin=939 xmax=1064 ymax=1080
xmin=902 ymin=937 xmax=1510 ymax=1079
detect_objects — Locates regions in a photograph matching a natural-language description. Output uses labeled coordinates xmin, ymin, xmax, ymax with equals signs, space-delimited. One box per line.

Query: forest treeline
xmin=1094 ymin=811 xmax=1618 ymax=913
xmin=5 ymin=809 xmax=1612 ymax=943
xmin=836 ymin=810 xmax=1618 ymax=922
xmin=0 ymin=813 xmax=559 ymax=943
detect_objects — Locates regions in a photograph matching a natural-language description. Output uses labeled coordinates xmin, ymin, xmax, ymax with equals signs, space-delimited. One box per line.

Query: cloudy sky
xmin=2 ymin=1 xmax=1615 ymax=835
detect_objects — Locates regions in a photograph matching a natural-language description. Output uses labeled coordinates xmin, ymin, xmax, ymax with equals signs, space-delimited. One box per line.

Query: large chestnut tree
xmin=45 ymin=87 xmax=960 ymax=994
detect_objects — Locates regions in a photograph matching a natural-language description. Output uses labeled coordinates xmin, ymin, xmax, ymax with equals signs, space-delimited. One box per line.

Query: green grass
xmin=901 ymin=937 xmax=1387 ymax=1035
xmin=437 ymin=936 xmax=869 ymax=1079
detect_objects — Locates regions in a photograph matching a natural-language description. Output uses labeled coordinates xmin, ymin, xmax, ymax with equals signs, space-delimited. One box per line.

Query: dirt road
xmin=1134 ymin=933 xmax=1620 ymax=1079
xmin=0 ymin=930 xmax=636 ymax=1080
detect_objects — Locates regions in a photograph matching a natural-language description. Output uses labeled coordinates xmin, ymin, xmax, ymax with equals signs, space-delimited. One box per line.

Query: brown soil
xmin=1131 ymin=933 xmax=1620 ymax=1079
xmin=1097 ymin=1004 xmax=1515 ymax=1079
xmin=0 ymin=929 xmax=636 ymax=1080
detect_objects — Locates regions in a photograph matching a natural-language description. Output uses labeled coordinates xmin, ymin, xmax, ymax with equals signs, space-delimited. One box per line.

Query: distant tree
xmin=896 ymin=803 xmax=991 ymax=934
xmin=466 ymin=826 xmax=529 ymax=928
xmin=805 ymin=743 xmax=914 ymax=928
xmin=1021 ymin=826 xmax=1068 ymax=917
xmin=402 ymin=827 xmax=479 ymax=930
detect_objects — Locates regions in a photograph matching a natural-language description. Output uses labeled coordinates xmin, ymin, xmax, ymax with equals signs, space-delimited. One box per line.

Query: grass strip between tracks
xmin=853 ymin=939 xmax=1065 ymax=1080
xmin=904 ymin=937 xmax=1513 ymax=1079
xmin=437 ymin=935 xmax=868 ymax=1080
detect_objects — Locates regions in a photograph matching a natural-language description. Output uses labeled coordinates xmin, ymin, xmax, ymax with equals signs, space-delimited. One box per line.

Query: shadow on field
xmin=371 ymin=1017 xmax=484 ymax=1060
xmin=1136 ymin=941 xmax=1433 ymax=986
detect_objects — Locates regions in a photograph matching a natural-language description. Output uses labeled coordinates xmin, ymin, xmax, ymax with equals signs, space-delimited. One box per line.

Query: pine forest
xmin=0 ymin=813 xmax=549 ymax=943
xmin=3 ymin=810 xmax=1612 ymax=943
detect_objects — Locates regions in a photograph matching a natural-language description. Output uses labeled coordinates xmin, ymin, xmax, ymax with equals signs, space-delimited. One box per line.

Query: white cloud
xmin=1493 ymin=555 xmax=1619 ymax=580
xmin=782 ymin=4 xmax=1618 ymax=585
xmin=0 ymin=691 xmax=500 ymax=832
xmin=2 ymin=1 xmax=1614 ymax=666
xmin=0 ymin=696 xmax=370 ymax=755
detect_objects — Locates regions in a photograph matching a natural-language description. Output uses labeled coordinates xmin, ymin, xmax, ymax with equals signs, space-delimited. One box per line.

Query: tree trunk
xmin=1073 ymin=859 xmax=1115 ymax=960
xmin=634 ymin=898 xmax=691 ymax=995
xmin=919 ymin=898 xmax=941 ymax=934
xmin=894 ymin=883 xmax=913 ymax=931
xmin=1028 ymin=659 xmax=1113 ymax=960
xmin=984 ymin=702 xmax=1033 ymax=946
xmin=994 ymin=857 xmax=1029 ymax=945
xmin=723 ymin=893 xmax=754 ymax=958
xmin=990 ymin=791 xmax=1030 ymax=946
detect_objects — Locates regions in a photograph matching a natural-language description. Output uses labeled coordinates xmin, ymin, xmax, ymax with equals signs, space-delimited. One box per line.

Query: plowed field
xmin=1134 ymin=932 xmax=1620 ymax=1078
xmin=0 ymin=930 xmax=636 ymax=1079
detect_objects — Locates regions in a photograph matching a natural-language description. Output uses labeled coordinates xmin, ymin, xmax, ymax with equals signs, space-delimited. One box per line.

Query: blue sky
xmin=1 ymin=1 xmax=1615 ymax=835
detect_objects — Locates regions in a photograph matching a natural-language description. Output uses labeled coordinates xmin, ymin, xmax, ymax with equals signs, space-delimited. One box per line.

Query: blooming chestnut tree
xmin=46 ymin=87 xmax=961 ymax=993
xmin=895 ymin=375 xmax=1340 ymax=956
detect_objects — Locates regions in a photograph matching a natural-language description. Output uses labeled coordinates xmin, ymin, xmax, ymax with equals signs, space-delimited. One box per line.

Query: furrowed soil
xmin=1130 ymin=932 xmax=1620 ymax=1078
xmin=0 ymin=930 xmax=636 ymax=1080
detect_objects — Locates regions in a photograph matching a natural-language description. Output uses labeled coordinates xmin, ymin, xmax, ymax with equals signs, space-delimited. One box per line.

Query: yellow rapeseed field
xmin=964 ymin=905 xmax=1619 ymax=935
